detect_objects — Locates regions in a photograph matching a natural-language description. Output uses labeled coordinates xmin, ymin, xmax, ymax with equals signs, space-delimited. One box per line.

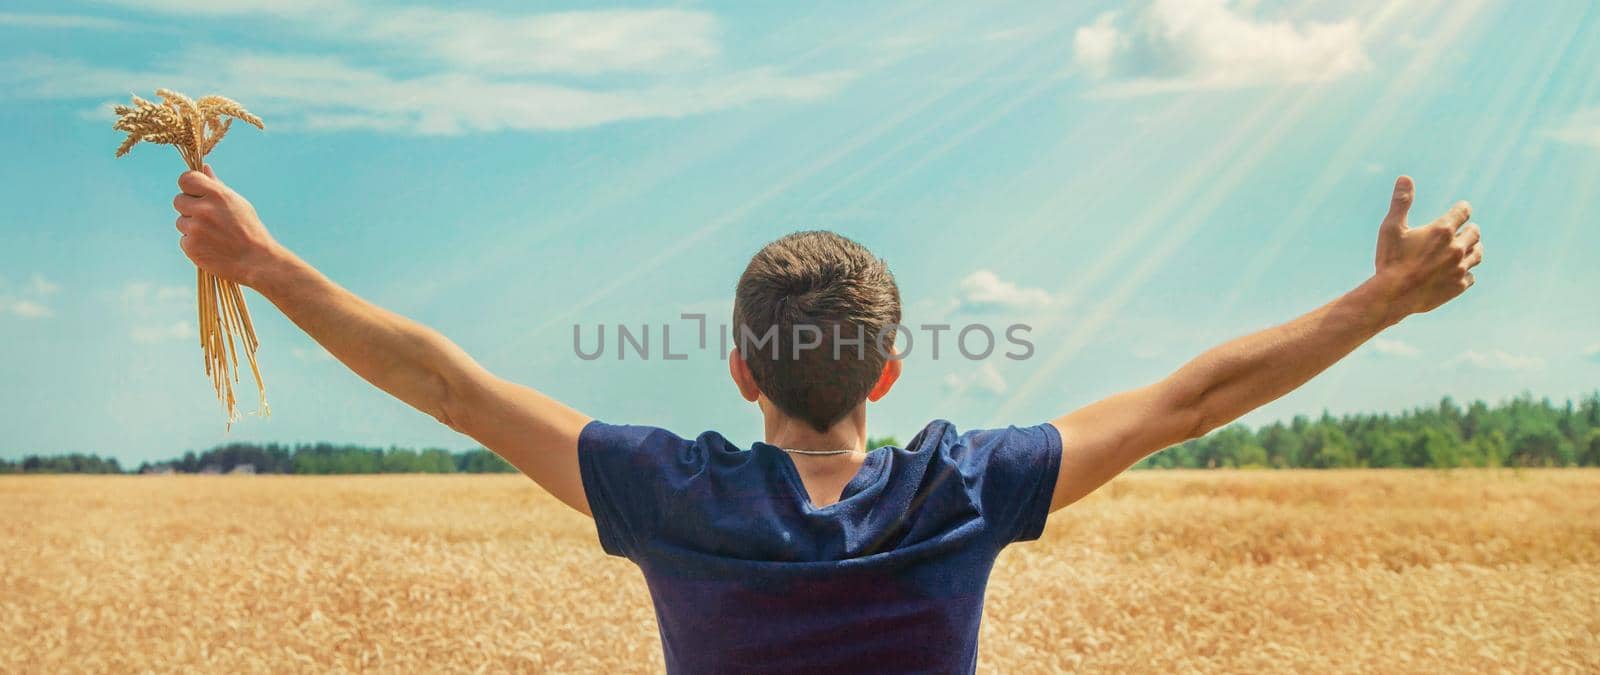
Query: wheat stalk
xmin=113 ymin=88 xmax=269 ymax=427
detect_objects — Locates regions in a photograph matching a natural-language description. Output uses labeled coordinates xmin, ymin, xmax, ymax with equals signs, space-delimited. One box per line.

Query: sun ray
xmin=493 ymin=10 xmax=1100 ymax=360
xmin=796 ymin=24 xmax=1078 ymax=211
xmin=1299 ymin=2 xmax=1600 ymax=415
xmin=1299 ymin=1 xmax=1593 ymax=418
xmin=987 ymin=0 xmax=1494 ymax=424
xmin=393 ymin=0 xmax=943 ymax=311
xmin=1205 ymin=0 xmax=1488 ymax=333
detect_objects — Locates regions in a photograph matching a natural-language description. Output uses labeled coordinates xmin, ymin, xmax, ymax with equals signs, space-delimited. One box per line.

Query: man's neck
xmin=761 ymin=403 xmax=867 ymax=453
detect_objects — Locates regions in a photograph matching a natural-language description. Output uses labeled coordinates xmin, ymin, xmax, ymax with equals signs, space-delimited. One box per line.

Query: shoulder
xmin=579 ymin=420 xmax=749 ymax=472
xmin=900 ymin=419 xmax=1061 ymax=459
xmin=579 ymin=419 xmax=691 ymax=451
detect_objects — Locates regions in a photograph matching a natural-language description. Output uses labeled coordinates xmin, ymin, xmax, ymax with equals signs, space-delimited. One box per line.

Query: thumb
xmin=1381 ymin=175 xmax=1414 ymax=237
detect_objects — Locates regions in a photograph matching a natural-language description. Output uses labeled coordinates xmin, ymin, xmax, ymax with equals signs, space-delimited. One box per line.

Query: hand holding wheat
xmin=113 ymin=89 xmax=268 ymax=426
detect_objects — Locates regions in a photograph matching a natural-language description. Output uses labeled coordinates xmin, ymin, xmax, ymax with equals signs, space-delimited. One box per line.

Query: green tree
xmin=866 ymin=436 xmax=900 ymax=451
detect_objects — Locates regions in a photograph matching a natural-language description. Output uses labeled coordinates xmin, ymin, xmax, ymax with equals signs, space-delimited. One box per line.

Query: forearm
xmin=247 ymin=249 xmax=485 ymax=429
xmin=1169 ymin=273 xmax=1409 ymax=438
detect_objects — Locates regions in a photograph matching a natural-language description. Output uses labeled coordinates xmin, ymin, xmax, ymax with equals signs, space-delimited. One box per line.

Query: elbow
xmin=1165 ymin=378 xmax=1219 ymax=442
xmin=1182 ymin=405 xmax=1220 ymax=442
xmin=432 ymin=405 xmax=469 ymax=435
xmin=427 ymin=373 xmax=475 ymax=435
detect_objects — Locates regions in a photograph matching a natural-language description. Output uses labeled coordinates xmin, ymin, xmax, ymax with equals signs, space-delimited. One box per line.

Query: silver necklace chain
xmin=779 ymin=447 xmax=863 ymax=456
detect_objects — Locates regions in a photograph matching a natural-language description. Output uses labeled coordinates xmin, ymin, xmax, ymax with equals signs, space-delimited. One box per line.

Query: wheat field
xmin=3 ymin=470 xmax=1597 ymax=673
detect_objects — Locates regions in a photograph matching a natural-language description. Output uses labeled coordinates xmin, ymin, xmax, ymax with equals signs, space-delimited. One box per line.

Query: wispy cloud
xmin=1450 ymin=349 xmax=1545 ymax=372
xmin=6 ymin=300 xmax=52 ymax=319
xmin=26 ymin=274 xmax=60 ymax=296
xmin=1370 ymin=337 xmax=1421 ymax=358
xmin=292 ymin=345 xmax=335 ymax=362
xmin=120 ymin=282 xmax=192 ymax=304
xmin=943 ymin=362 xmax=1008 ymax=397
xmin=1072 ymin=0 xmax=1370 ymax=97
xmin=1547 ymin=108 xmax=1600 ymax=148
xmin=1 ymin=274 xmax=60 ymax=319
xmin=5 ymin=5 xmax=849 ymax=134
xmin=1584 ymin=344 xmax=1600 ymax=363
xmin=955 ymin=270 xmax=1058 ymax=313
xmin=120 ymin=281 xmax=195 ymax=343
xmin=99 ymin=2 xmax=720 ymax=75
xmin=131 ymin=321 xmax=194 ymax=344
xmin=356 ymin=9 xmax=720 ymax=76
xmin=0 ymin=12 xmax=133 ymax=30
xmin=91 ymin=0 xmax=339 ymax=17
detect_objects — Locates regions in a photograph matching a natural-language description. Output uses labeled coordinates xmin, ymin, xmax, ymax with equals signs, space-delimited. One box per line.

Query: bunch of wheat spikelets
xmin=114 ymin=89 xmax=268 ymax=426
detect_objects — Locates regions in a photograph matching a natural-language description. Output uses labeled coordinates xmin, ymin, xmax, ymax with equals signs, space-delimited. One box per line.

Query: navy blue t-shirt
xmin=578 ymin=418 xmax=1062 ymax=674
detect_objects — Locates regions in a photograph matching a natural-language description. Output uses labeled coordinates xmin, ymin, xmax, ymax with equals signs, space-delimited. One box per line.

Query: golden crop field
xmin=4 ymin=470 xmax=1598 ymax=674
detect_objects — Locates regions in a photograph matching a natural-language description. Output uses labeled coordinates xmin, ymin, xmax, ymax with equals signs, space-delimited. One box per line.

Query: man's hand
xmin=1373 ymin=175 xmax=1484 ymax=317
xmin=1047 ymin=176 xmax=1486 ymax=512
xmin=173 ymin=165 xmax=288 ymax=288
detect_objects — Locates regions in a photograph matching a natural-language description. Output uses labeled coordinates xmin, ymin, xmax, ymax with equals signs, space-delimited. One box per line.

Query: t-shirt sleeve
xmin=959 ymin=422 xmax=1063 ymax=545
xmin=577 ymin=420 xmax=695 ymax=560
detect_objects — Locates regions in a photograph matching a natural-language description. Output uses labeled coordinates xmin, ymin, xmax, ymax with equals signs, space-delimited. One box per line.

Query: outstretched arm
xmin=173 ymin=167 xmax=594 ymax=514
xmin=1048 ymin=176 xmax=1483 ymax=511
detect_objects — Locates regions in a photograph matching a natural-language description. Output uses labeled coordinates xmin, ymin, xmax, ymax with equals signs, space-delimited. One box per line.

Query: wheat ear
xmin=113 ymin=89 xmax=269 ymax=427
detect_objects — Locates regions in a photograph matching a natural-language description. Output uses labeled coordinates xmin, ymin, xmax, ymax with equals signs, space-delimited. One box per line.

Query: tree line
xmin=2 ymin=393 xmax=1597 ymax=474
xmin=0 ymin=442 xmax=516 ymax=475
xmin=1141 ymin=392 xmax=1600 ymax=469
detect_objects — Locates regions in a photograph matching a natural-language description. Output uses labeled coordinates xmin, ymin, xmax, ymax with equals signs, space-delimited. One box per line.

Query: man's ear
xmin=866 ymin=356 xmax=902 ymax=402
xmin=729 ymin=348 xmax=762 ymax=402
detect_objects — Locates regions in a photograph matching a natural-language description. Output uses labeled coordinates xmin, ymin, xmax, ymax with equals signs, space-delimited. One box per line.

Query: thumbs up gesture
xmin=1373 ymin=176 xmax=1484 ymax=316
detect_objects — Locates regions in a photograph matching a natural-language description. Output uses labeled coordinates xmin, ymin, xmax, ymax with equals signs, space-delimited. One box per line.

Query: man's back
xmin=579 ymin=420 xmax=1061 ymax=674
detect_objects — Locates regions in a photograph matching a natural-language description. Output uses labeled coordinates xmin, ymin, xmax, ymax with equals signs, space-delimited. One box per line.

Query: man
xmin=172 ymin=168 xmax=1481 ymax=673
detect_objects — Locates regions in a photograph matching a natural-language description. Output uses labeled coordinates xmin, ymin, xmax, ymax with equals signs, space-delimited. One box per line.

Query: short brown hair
xmin=733 ymin=231 xmax=901 ymax=432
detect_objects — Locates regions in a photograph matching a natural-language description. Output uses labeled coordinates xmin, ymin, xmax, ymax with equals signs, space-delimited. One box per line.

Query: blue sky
xmin=1 ymin=0 xmax=1597 ymax=464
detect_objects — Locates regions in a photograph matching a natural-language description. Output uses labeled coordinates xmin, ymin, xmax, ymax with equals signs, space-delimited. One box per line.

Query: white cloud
xmin=120 ymin=281 xmax=197 ymax=342
xmin=0 ymin=274 xmax=59 ymax=319
xmin=7 ymin=300 xmax=52 ymax=319
xmin=7 ymin=5 xmax=847 ymax=134
xmin=27 ymin=274 xmax=61 ymax=296
xmin=1073 ymin=12 xmax=1122 ymax=79
xmin=956 ymin=270 xmax=1056 ymax=313
xmin=1547 ymin=108 xmax=1600 ymax=148
xmin=91 ymin=0 xmax=343 ymax=17
xmin=361 ymin=9 xmax=719 ymax=76
xmin=88 ymin=2 xmax=717 ymax=74
xmin=10 ymin=51 xmax=850 ymax=136
xmin=943 ymin=363 xmax=1008 ymax=397
xmin=1072 ymin=0 xmax=1370 ymax=96
xmin=1450 ymin=349 xmax=1545 ymax=372
xmin=120 ymin=282 xmax=192 ymax=305
xmin=1584 ymin=344 xmax=1600 ymax=362
xmin=131 ymin=320 xmax=194 ymax=344
xmin=0 ymin=12 xmax=131 ymax=30
xmin=292 ymin=346 xmax=336 ymax=362
xmin=1370 ymin=337 xmax=1420 ymax=358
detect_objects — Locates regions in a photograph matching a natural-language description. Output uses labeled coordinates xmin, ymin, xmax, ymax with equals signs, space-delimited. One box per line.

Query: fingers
xmin=175 ymin=215 xmax=195 ymax=235
xmin=1436 ymin=200 xmax=1471 ymax=231
xmin=1382 ymin=175 xmax=1415 ymax=233
xmin=172 ymin=192 xmax=205 ymax=216
xmin=201 ymin=163 xmax=217 ymax=179
xmin=1461 ymin=242 xmax=1483 ymax=269
xmin=1455 ymin=222 xmax=1480 ymax=249
xmin=177 ymin=170 xmax=218 ymax=197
